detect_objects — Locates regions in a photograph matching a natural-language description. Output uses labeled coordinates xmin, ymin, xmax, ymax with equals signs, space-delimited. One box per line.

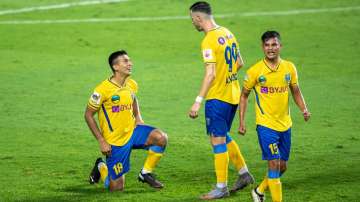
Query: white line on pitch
xmin=0 ymin=6 xmax=359 ymax=25
xmin=0 ymin=0 xmax=128 ymax=16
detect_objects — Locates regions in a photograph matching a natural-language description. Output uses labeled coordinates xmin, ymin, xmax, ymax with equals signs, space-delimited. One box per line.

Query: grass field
xmin=1 ymin=0 xmax=360 ymax=201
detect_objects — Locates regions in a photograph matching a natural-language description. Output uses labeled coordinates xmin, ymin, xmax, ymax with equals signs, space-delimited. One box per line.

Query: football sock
xmin=257 ymin=176 xmax=268 ymax=194
xmin=268 ymin=170 xmax=282 ymax=202
xmin=213 ymin=143 xmax=229 ymax=186
xmin=226 ymin=138 xmax=247 ymax=172
xmin=143 ymin=145 xmax=164 ymax=173
xmin=98 ymin=162 xmax=108 ymax=182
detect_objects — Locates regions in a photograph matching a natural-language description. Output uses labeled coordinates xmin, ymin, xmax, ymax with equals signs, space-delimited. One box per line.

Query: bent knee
xmin=280 ymin=163 xmax=287 ymax=173
xmin=153 ymin=130 xmax=168 ymax=147
xmin=109 ymin=184 xmax=124 ymax=192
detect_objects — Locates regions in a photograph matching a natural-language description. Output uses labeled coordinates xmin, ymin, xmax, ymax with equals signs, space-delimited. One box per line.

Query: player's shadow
xmin=61 ymin=183 xmax=157 ymax=195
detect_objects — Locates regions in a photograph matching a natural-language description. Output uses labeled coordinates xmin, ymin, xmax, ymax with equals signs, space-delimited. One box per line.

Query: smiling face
xmin=112 ymin=54 xmax=133 ymax=76
xmin=262 ymin=37 xmax=282 ymax=60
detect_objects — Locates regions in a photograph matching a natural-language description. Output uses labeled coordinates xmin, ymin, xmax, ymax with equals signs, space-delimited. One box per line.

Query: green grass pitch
xmin=0 ymin=0 xmax=359 ymax=201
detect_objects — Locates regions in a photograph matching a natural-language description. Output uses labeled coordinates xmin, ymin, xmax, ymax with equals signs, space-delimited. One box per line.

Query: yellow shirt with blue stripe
xmin=243 ymin=59 xmax=298 ymax=132
xmin=88 ymin=78 xmax=138 ymax=146
xmin=201 ymin=26 xmax=241 ymax=105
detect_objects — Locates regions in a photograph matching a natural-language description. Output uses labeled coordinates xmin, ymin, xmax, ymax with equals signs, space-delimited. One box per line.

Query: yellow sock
xmin=227 ymin=140 xmax=246 ymax=171
xmin=214 ymin=152 xmax=229 ymax=183
xmin=268 ymin=178 xmax=282 ymax=202
xmin=257 ymin=177 xmax=268 ymax=194
xmin=143 ymin=150 xmax=163 ymax=172
xmin=99 ymin=163 xmax=108 ymax=182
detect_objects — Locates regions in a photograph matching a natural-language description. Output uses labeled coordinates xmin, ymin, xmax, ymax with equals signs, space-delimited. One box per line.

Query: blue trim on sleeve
xmin=149 ymin=145 xmax=165 ymax=153
xmin=253 ymin=88 xmax=265 ymax=115
xmin=268 ymin=169 xmax=280 ymax=179
xmin=101 ymin=104 xmax=113 ymax=132
xmin=213 ymin=143 xmax=227 ymax=154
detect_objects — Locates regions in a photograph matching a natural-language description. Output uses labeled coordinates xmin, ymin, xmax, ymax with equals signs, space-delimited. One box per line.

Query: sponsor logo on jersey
xmin=226 ymin=73 xmax=238 ymax=84
xmin=203 ymin=49 xmax=213 ymax=60
xmin=90 ymin=92 xmax=101 ymax=105
xmin=112 ymin=104 xmax=132 ymax=113
xmin=112 ymin=106 xmax=120 ymax=112
xmin=260 ymin=86 xmax=288 ymax=94
xmin=218 ymin=37 xmax=225 ymax=45
xmin=285 ymin=73 xmax=291 ymax=84
xmin=111 ymin=95 xmax=120 ymax=104
xmin=258 ymin=75 xmax=267 ymax=85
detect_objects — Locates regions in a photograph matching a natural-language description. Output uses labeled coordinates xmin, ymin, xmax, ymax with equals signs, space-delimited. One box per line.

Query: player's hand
xmin=189 ymin=102 xmax=201 ymax=119
xmin=99 ymin=139 xmax=112 ymax=156
xmin=238 ymin=123 xmax=246 ymax=135
xmin=303 ymin=109 xmax=311 ymax=122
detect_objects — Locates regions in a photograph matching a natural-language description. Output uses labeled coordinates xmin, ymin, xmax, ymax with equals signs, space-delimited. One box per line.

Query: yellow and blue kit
xmin=201 ymin=26 xmax=241 ymax=105
xmin=201 ymin=26 xmax=242 ymax=137
xmin=243 ymin=59 xmax=298 ymax=161
xmin=200 ymin=27 xmax=249 ymax=185
xmin=88 ymin=78 xmax=163 ymax=180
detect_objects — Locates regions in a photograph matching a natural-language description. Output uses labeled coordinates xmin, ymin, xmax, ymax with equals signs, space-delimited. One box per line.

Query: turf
xmin=0 ymin=0 xmax=359 ymax=201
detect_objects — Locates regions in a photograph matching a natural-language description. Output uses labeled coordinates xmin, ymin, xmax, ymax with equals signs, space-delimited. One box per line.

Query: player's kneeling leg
xmin=139 ymin=129 xmax=167 ymax=188
xmin=109 ymin=176 xmax=125 ymax=192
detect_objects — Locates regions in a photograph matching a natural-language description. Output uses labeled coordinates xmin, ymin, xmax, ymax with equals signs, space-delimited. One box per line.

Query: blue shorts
xmin=256 ymin=125 xmax=291 ymax=161
xmin=106 ymin=125 xmax=155 ymax=180
xmin=205 ymin=99 xmax=238 ymax=137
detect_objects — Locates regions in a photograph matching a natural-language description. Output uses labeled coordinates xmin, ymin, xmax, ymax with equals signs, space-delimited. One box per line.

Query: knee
xmin=268 ymin=160 xmax=280 ymax=170
xmin=109 ymin=182 xmax=124 ymax=192
xmin=280 ymin=162 xmax=287 ymax=173
xmin=154 ymin=130 xmax=168 ymax=147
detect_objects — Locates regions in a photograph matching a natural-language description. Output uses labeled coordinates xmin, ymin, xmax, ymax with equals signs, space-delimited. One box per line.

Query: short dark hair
xmin=261 ymin=31 xmax=281 ymax=43
xmin=190 ymin=1 xmax=212 ymax=15
xmin=108 ymin=50 xmax=127 ymax=72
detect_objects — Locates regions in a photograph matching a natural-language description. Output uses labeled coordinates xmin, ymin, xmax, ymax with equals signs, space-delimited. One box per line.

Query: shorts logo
xmin=261 ymin=87 xmax=268 ymax=94
xmin=218 ymin=37 xmax=225 ymax=45
xmin=206 ymin=118 xmax=211 ymax=127
xmin=285 ymin=73 xmax=291 ymax=84
xmin=258 ymin=75 xmax=267 ymax=85
xmin=112 ymin=106 xmax=120 ymax=112
xmin=111 ymin=95 xmax=120 ymax=104
xmin=203 ymin=49 xmax=213 ymax=60
xmin=90 ymin=92 xmax=101 ymax=105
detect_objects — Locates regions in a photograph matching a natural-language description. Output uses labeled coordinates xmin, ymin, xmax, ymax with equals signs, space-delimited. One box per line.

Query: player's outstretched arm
xmin=238 ymin=88 xmax=251 ymax=135
xmin=189 ymin=63 xmax=216 ymax=119
xmin=84 ymin=106 xmax=112 ymax=155
xmin=289 ymin=84 xmax=311 ymax=121
xmin=132 ymin=96 xmax=144 ymax=125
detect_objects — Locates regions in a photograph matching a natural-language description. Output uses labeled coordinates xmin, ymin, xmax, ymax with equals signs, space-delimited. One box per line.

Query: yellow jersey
xmin=243 ymin=59 xmax=298 ymax=131
xmin=88 ymin=78 xmax=138 ymax=146
xmin=201 ymin=26 xmax=241 ymax=105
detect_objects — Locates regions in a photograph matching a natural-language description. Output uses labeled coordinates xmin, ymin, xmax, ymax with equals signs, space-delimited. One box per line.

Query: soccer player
xmin=239 ymin=31 xmax=311 ymax=202
xmin=188 ymin=1 xmax=254 ymax=199
xmin=85 ymin=50 xmax=168 ymax=191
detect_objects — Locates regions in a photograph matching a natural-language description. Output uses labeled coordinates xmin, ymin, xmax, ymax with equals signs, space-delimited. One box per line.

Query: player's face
xmin=113 ymin=55 xmax=133 ymax=76
xmin=262 ymin=37 xmax=281 ymax=60
xmin=190 ymin=12 xmax=203 ymax=31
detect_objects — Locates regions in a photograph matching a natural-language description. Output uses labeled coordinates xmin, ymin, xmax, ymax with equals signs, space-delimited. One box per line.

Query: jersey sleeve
xmin=201 ymin=36 xmax=217 ymax=63
xmin=87 ymin=86 xmax=105 ymax=110
xmin=243 ymin=67 xmax=257 ymax=90
xmin=289 ymin=62 xmax=299 ymax=85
